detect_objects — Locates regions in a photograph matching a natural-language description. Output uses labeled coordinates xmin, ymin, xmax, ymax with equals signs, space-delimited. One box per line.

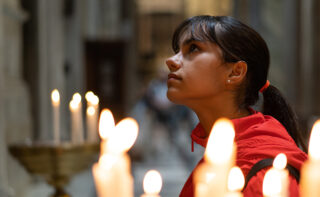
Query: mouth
xmin=168 ymin=73 xmax=182 ymax=80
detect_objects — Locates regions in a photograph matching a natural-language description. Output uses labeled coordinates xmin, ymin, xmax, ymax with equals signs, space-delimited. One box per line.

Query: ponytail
xmin=262 ymin=85 xmax=307 ymax=152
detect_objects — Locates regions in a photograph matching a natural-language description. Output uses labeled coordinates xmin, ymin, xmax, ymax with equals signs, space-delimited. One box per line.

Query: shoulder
xmin=234 ymin=111 xmax=295 ymax=145
xmin=233 ymin=111 xmax=307 ymax=175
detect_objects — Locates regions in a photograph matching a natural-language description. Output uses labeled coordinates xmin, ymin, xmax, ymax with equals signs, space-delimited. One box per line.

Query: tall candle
xmin=225 ymin=167 xmax=244 ymax=197
xmin=301 ymin=120 xmax=320 ymax=197
xmin=141 ymin=170 xmax=162 ymax=197
xmin=86 ymin=106 xmax=96 ymax=142
xmin=194 ymin=118 xmax=236 ymax=197
xmin=98 ymin=109 xmax=115 ymax=154
xmin=51 ymin=89 xmax=60 ymax=144
xmin=69 ymin=93 xmax=84 ymax=144
xmin=85 ymin=91 xmax=99 ymax=142
xmin=263 ymin=153 xmax=288 ymax=197
xmin=93 ymin=117 xmax=139 ymax=197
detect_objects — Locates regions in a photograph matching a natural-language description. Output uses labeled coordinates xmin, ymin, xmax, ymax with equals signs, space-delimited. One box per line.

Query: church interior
xmin=0 ymin=0 xmax=320 ymax=196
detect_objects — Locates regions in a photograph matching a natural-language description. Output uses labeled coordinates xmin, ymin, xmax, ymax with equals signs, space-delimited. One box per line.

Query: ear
xmin=226 ymin=61 xmax=247 ymax=87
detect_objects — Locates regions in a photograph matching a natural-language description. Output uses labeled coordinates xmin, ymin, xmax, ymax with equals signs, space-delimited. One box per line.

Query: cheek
xmin=189 ymin=77 xmax=220 ymax=95
xmin=187 ymin=64 xmax=220 ymax=87
xmin=186 ymin=66 xmax=226 ymax=94
xmin=170 ymin=73 xmax=220 ymax=101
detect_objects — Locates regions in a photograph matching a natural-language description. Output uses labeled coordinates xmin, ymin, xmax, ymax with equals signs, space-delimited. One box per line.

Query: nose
xmin=166 ymin=53 xmax=181 ymax=71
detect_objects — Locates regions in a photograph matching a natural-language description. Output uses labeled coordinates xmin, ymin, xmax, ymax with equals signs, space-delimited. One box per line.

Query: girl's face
xmin=166 ymin=35 xmax=231 ymax=106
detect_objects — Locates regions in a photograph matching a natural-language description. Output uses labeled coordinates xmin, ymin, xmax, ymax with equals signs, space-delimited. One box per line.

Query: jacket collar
xmin=191 ymin=109 xmax=263 ymax=151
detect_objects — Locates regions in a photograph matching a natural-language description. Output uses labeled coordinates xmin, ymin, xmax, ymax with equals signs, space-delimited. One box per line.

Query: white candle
xmin=51 ymin=89 xmax=60 ymax=144
xmin=263 ymin=153 xmax=288 ymax=197
xmin=93 ymin=117 xmax=139 ymax=197
xmin=93 ymin=153 xmax=132 ymax=197
xmin=98 ymin=108 xmax=115 ymax=154
xmin=301 ymin=120 xmax=320 ymax=197
xmin=225 ymin=167 xmax=244 ymax=197
xmin=141 ymin=170 xmax=162 ymax=197
xmin=194 ymin=118 xmax=236 ymax=197
xmin=69 ymin=93 xmax=84 ymax=144
xmin=86 ymin=106 xmax=96 ymax=142
xmin=85 ymin=91 xmax=99 ymax=142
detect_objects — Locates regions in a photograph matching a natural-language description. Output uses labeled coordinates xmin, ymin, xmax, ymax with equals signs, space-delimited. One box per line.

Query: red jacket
xmin=180 ymin=110 xmax=308 ymax=197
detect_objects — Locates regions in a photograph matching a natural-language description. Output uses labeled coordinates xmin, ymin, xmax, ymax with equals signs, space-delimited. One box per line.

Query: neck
xmin=189 ymin=99 xmax=250 ymax=137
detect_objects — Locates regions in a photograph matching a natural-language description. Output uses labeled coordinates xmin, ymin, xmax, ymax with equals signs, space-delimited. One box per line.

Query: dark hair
xmin=172 ymin=15 xmax=307 ymax=152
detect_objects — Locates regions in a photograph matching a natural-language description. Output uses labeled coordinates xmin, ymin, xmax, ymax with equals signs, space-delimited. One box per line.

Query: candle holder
xmin=9 ymin=142 xmax=99 ymax=197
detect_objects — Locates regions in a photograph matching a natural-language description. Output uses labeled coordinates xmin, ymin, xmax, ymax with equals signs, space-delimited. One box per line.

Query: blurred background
xmin=0 ymin=0 xmax=319 ymax=196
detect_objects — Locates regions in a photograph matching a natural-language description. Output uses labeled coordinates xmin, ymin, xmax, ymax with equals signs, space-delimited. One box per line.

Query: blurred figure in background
xmin=144 ymin=66 xmax=196 ymax=144
xmin=130 ymin=58 xmax=198 ymax=165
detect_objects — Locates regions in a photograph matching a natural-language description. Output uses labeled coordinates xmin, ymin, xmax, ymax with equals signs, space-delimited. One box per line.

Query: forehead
xmin=179 ymin=31 xmax=201 ymax=46
xmin=177 ymin=24 xmax=216 ymax=47
xmin=179 ymin=32 xmax=223 ymax=57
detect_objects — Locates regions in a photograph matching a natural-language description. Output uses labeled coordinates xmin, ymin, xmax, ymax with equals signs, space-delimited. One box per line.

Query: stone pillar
xmin=84 ymin=0 xmax=99 ymax=38
xmin=299 ymin=0 xmax=314 ymax=118
xmin=313 ymin=1 xmax=320 ymax=115
xmin=282 ymin=0 xmax=300 ymax=104
xmin=0 ymin=0 xmax=10 ymax=194
xmin=0 ymin=0 xmax=8 ymax=196
xmin=0 ymin=0 xmax=31 ymax=196
xmin=37 ymin=0 xmax=65 ymax=141
xmin=64 ymin=0 xmax=86 ymax=140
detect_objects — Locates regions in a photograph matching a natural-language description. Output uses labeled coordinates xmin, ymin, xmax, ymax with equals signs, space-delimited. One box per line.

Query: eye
xmin=189 ymin=44 xmax=199 ymax=53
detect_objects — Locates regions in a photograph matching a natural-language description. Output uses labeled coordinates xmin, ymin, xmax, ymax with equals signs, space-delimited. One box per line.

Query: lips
xmin=168 ymin=73 xmax=182 ymax=80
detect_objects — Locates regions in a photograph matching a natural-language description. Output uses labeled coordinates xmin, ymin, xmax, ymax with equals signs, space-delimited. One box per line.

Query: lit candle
xmin=225 ymin=167 xmax=244 ymax=197
xmin=86 ymin=106 xmax=96 ymax=142
xmin=194 ymin=118 xmax=236 ymax=197
xmin=263 ymin=153 xmax=288 ymax=197
xmin=301 ymin=120 xmax=320 ymax=197
xmin=141 ymin=170 xmax=162 ymax=197
xmin=85 ymin=91 xmax=94 ymax=101
xmin=69 ymin=93 xmax=84 ymax=144
xmin=92 ymin=117 xmax=139 ymax=197
xmin=51 ymin=89 xmax=60 ymax=144
xmin=85 ymin=91 xmax=99 ymax=142
xmin=98 ymin=109 xmax=115 ymax=154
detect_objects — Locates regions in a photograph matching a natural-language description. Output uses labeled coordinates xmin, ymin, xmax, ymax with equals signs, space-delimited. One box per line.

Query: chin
xmin=167 ymin=91 xmax=183 ymax=105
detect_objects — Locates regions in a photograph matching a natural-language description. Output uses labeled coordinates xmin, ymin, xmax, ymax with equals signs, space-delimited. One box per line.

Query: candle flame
xmin=309 ymin=120 xmax=320 ymax=161
xmin=227 ymin=167 xmax=244 ymax=192
xmin=273 ymin=153 xmax=287 ymax=170
xmin=263 ymin=153 xmax=287 ymax=196
xmin=69 ymin=99 xmax=79 ymax=110
xmin=51 ymin=89 xmax=60 ymax=104
xmin=205 ymin=118 xmax=235 ymax=164
xmin=92 ymin=95 xmax=99 ymax=105
xmin=85 ymin=91 xmax=94 ymax=101
xmin=143 ymin=170 xmax=162 ymax=194
xmin=72 ymin=93 xmax=82 ymax=103
xmin=98 ymin=109 xmax=115 ymax=140
xmin=263 ymin=168 xmax=282 ymax=196
xmin=85 ymin=91 xmax=99 ymax=105
xmin=87 ymin=106 xmax=95 ymax=116
xmin=107 ymin=117 xmax=139 ymax=153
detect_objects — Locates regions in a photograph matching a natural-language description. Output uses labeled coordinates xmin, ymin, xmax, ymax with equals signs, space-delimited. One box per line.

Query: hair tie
xmin=259 ymin=80 xmax=270 ymax=93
